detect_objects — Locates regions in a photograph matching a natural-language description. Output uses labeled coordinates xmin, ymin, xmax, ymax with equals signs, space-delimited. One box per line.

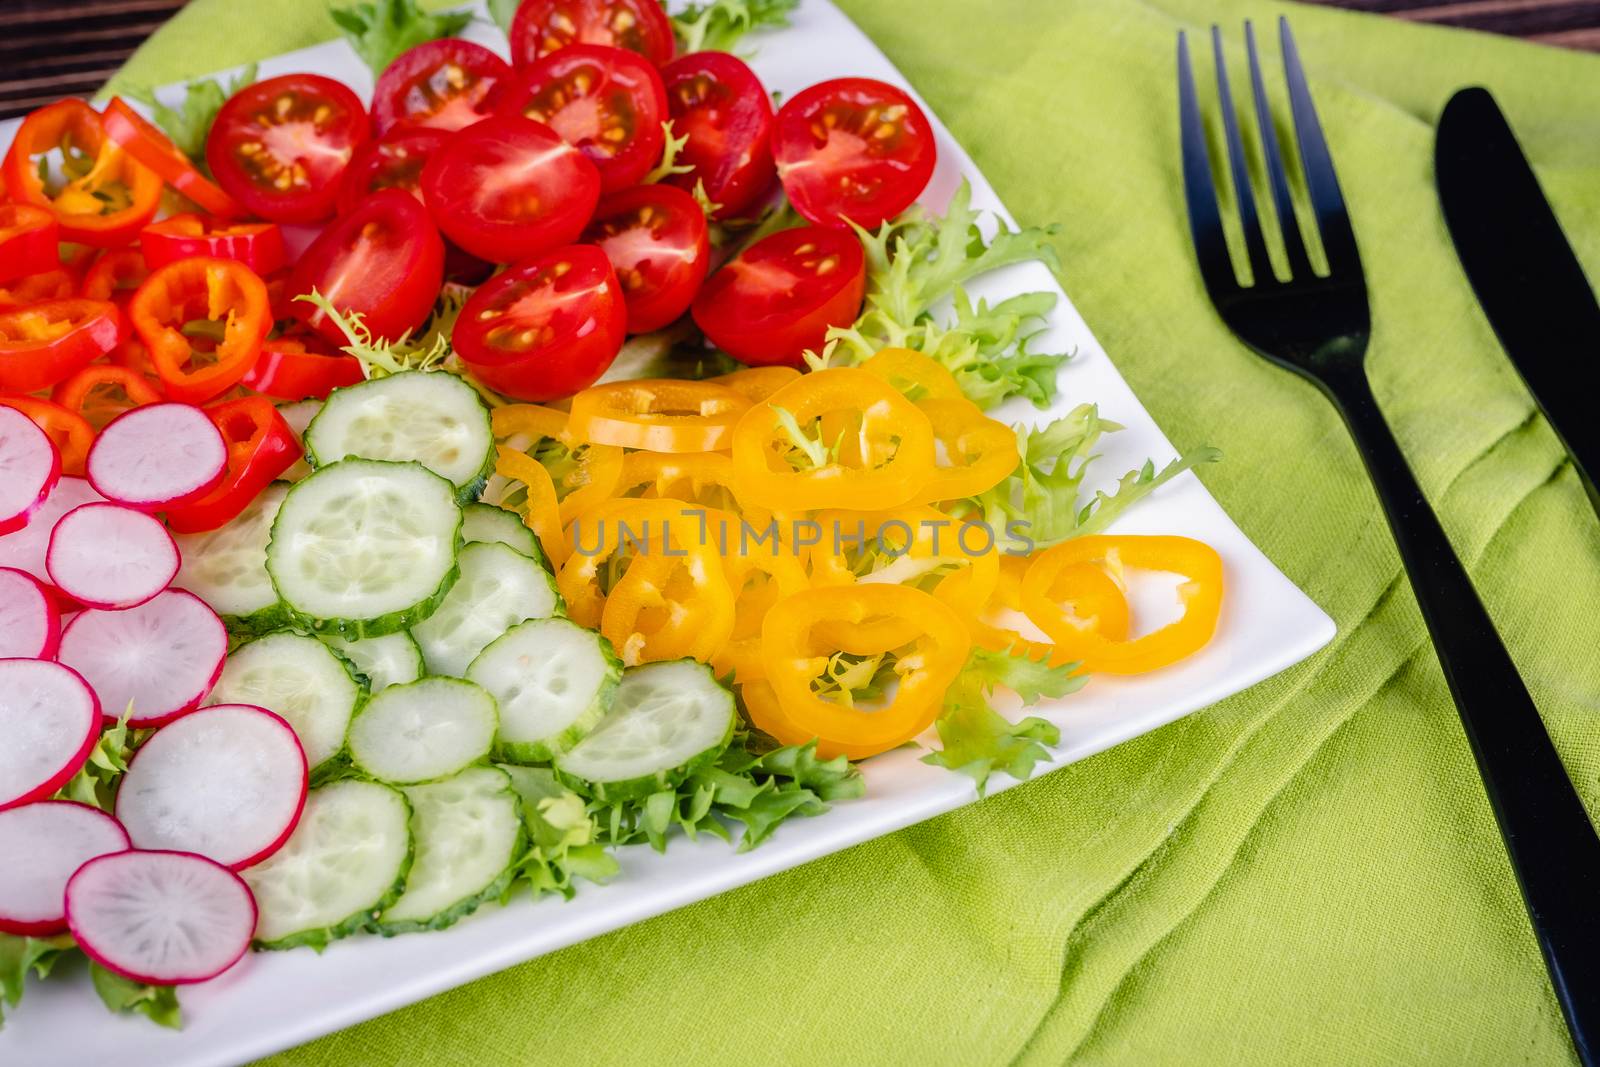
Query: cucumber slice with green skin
xmin=460 ymin=502 xmax=542 ymax=563
xmin=207 ymin=630 xmax=367 ymax=772
xmin=244 ymin=778 xmax=412 ymax=951
xmin=173 ymin=483 xmax=289 ymax=635
xmin=377 ymin=766 xmax=523 ymax=934
xmin=277 ymin=400 xmax=320 ymax=483
xmin=267 ymin=459 xmax=462 ymax=639
xmin=320 ymin=631 xmax=422 ymax=692
xmin=304 ymin=372 xmax=493 ymax=503
xmin=347 ymin=677 xmax=498 ymax=786
xmin=554 ymin=660 xmax=736 ymax=802
xmin=409 ymin=541 xmax=561 ymax=678
xmin=467 ymin=617 xmax=620 ymax=764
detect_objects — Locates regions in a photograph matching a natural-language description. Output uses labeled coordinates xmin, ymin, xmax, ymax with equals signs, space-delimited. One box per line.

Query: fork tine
xmin=1244 ymin=21 xmax=1313 ymax=278
xmin=1210 ymin=26 xmax=1275 ymax=286
xmin=1176 ymin=31 xmax=1238 ymax=296
xmin=1278 ymin=17 xmax=1362 ymax=276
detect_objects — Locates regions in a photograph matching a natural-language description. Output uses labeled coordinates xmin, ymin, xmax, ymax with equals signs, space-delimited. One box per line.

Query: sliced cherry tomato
xmin=421 ymin=114 xmax=599 ymax=263
xmin=335 ymin=126 xmax=449 ymax=214
xmin=127 ymin=258 xmax=271 ymax=403
xmin=206 ymin=74 xmax=370 ymax=224
xmin=240 ymin=335 xmax=364 ymax=400
xmin=1 ymin=204 xmax=60 ymax=284
xmin=101 ymin=97 xmax=242 ymax=218
xmin=80 ymin=248 xmax=148 ymax=309
xmin=0 ymin=395 xmax=93 ymax=476
xmin=373 ymin=39 xmax=514 ymax=135
xmin=508 ymin=0 xmax=675 ymax=68
xmin=661 ymin=52 xmax=775 ymax=219
xmin=2 ymin=99 xmax=163 ymax=247
xmin=691 ymin=225 xmax=865 ymax=367
xmin=165 ymin=396 xmax=300 ymax=533
xmin=454 ymin=243 xmax=625 ymax=401
xmin=49 ymin=363 xmax=162 ymax=430
xmin=498 ymin=44 xmax=667 ymax=193
xmin=141 ymin=214 xmax=286 ymax=276
xmin=583 ymin=183 xmax=709 ymax=334
xmin=0 ymin=299 xmax=126 ymax=394
xmin=0 ymin=269 xmax=76 ymax=310
xmin=773 ymin=78 xmax=936 ymax=230
xmin=290 ymin=188 xmax=444 ymax=346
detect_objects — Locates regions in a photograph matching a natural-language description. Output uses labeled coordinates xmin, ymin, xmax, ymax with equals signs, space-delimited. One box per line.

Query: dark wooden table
xmin=2 ymin=0 xmax=1597 ymax=120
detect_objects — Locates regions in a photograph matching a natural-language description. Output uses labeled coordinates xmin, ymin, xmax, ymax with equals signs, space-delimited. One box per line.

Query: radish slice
xmin=0 ymin=801 xmax=130 ymax=935
xmin=66 ymin=850 xmax=255 ymax=985
xmin=0 ymin=407 xmax=60 ymax=537
xmin=0 ymin=659 xmax=101 ymax=812
xmin=116 ymin=704 xmax=308 ymax=869
xmin=86 ymin=403 xmax=227 ymax=511
xmin=0 ymin=476 xmax=104 ymax=581
xmin=0 ymin=568 xmax=60 ymax=659
xmin=57 ymin=590 xmax=227 ymax=727
xmin=47 ymin=503 xmax=180 ymax=610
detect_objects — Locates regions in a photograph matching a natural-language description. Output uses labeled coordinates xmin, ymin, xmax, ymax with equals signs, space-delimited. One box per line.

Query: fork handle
xmin=1323 ymin=362 xmax=1600 ymax=1064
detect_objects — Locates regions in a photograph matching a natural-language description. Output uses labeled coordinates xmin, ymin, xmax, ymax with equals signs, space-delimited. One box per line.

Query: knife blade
xmin=1435 ymin=86 xmax=1600 ymax=515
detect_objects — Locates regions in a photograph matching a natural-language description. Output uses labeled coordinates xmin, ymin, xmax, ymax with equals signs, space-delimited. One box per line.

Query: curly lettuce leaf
xmin=0 ymin=933 xmax=74 ymax=1028
xmin=124 ymin=63 xmax=257 ymax=164
xmin=56 ymin=704 xmax=139 ymax=811
xmin=89 ymin=963 xmax=181 ymax=1030
xmin=486 ymin=0 xmax=520 ymax=32
xmin=672 ymin=0 xmax=798 ymax=55
xmin=331 ymin=0 xmax=472 ymax=76
xmin=498 ymin=765 xmax=619 ymax=899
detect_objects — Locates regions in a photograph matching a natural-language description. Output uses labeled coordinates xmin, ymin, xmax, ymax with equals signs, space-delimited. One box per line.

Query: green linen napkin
xmin=111 ymin=2 xmax=1600 ymax=1063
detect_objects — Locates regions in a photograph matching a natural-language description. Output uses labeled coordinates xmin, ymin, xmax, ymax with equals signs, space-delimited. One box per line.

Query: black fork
xmin=1179 ymin=19 xmax=1600 ymax=1063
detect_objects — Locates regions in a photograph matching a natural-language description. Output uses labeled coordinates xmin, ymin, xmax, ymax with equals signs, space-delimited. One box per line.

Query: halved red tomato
xmin=289 ymin=188 xmax=444 ymax=346
xmin=661 ymin=52 xmax=775 ymax=219
xmin=691 ymin=225 xmax=865 ymax=367
xmin=80 ymin=248 xmax=148 ymax=308
xmin=206 ymin=74 xmax=370 ymax=224
xmin=584 ymin=184 xmax=709 ymax=334
xmin=453 ymin=243 xmax=625 ymax=401
xmin=420 ymin=114 xmax=599 ymax=263
xmin=335 ymin=126 xmax=449 ymax=214
xmin=102 ymin=97 xmax=242 ymax=218
xmin=141 ymin=215 xmax=287 ymax=276
xmin=772 ymin=78 xmax=936 ymax=230
xmin=508 ymin=0 xmax=674 ymax=68
xmin=372 ymin=39 xmax=514 ymax=135
xmin=498 ymin=44 xmax=666 ymax=193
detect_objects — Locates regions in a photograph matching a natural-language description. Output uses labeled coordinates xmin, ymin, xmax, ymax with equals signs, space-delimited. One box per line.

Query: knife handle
xmin=1325 ymin=363 xmax=1600 ymax=1065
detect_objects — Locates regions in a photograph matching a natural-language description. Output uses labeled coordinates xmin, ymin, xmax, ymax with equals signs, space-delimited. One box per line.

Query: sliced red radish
xmin=46 ymin=503 xmax=180 ymax=610
xmin=86 ymin=403 xmax=227 ymax=511
xmin=0 ymin=476 xmax=104 ymax=581
xmin=0 ymin=567 xmax=60 ymax=659
xmin=116 ymin=703 xmax=307 ymax=869
xmin=66 ymin=849 xmax=255 ymax=985
xmin=0 ymin=659 xmax=101 ymax=812
xmin=0 ymin=801 xmax=130 ymax=935
xmin=0 ymin=407 xmax=60 ymax=537
xmin=57 ymin=589 xmax=227 ymax=728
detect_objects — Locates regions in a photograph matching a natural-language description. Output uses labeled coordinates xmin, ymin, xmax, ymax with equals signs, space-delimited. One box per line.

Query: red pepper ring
xmin=240 ymin=336 xmax=365 ymax=401
xmin=0 ymin=204 xmax=60 ymax=284
xmin=165 ymin=396 xmax=299 ymax=534
xmin=49 ymin=363 xmax=163 ymax=431
xmin=128 ymin=257 xmax=271 ymax=405
xmin=0 ymin=299 xmax=126 ymax=395
xmin=80 ymin=248 xmax=149 ymax=308
xmin=0 ymin=395 xmax=94 ymax=477
xmin=141 ymin=214 xmax=287 ymax=276
xmin=102 ymin=98 xmax=242 ymax=219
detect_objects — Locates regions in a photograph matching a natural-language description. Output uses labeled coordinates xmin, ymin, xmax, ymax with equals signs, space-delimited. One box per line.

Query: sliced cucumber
xmin=172 ymin=482 xmax=289 ymax=634
xmin=409 ymin=541 xmax=561 ymax=678
xmin=378 ymin=766 xmax=523 ymax=934
xmin=554 ymin=660 xmax=736 ymax=801
xmin=277 ymin=399 xmax=321 ymax=482
xmin=207 ymin=629 xmax=366 ymax=771
xmin=321 ymin=631 xmax=423 ymax=692
xmin=244 ymin=778 xmax=411 ymax=951
xmin=305 ymin=372 xmax=493 ymax=501
xmin=348 ymin=677 xmax=498 ymax=785
xmin=267 ymin=459 xmax=462 ymax=639
xmin=467 ymin=617 xmax=619 ymax=764
xmin=461 ymin=502 xmax=542 ymax=563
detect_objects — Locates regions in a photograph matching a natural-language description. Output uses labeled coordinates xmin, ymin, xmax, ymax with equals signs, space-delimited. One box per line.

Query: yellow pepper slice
xmin=859 ymin=346 xmax=964 ymax=402
xmin=492 ymin=446 xmax=569 ymax=568
xmin=567 ymin=378 xmax=751 ymax=452
xmin=911 ymin=398 xmax=1019 ymax=503
xmin=966 ymin=553 xmax=1128 ymax=660
xmin=706 ymin=365 xmax=801 ymax=404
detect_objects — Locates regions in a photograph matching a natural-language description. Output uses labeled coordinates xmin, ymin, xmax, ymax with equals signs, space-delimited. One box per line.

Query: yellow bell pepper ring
xmin=567 ymin=378 xmax=752 ymax=452
xmin=601 ymin=548 xmax=736 ymax=667
xmin=492 ymin=446 xmax=570 ymax=568
xmin=1021 ymin=535 xmax=1222 ymax=675
xmin=491 ymin=402 xmax=572 ymax=443
xmin=911 ymin=398 xmax=1020 ymax=504
xmin=859 ymin=347 xmax=965 ymax=402
xmin=706 ymin=365 xmax=802 ymax=404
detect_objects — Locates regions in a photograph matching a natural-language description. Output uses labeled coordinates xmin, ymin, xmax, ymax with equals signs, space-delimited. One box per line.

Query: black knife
xmin=1435 ymin=87 xmax=1600 ymax=515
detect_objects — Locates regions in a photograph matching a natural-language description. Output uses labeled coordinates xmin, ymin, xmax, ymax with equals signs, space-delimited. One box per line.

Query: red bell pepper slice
xmin=240 ymin=336 xmax=364 ymax=401
xmin=101 ymin=97 xmax=242 ymax=219
xmin=141 ymin=214 xmax=287 ymax=276
xmin=127 ymin=257 xmax=270 ymax=404
xmin=0 ymin=268 xmax=77 ymax=310
xmin=0 ymin=298 xmax=127 ymax=394
xmin=0 ymin=204 xmax=60 ymax=284
xmin=81 ymin=248 xmax=149 ymax=309
xmin=49 ymin=363 xmax=163 ymax=430
xmin=0 ymin=395 xmax=94 ymax=477
xmin=165 ymin=396 xmax=300 ymax=533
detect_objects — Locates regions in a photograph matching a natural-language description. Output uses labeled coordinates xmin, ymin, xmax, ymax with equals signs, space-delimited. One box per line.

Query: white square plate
xmin=0 ymin=4 xmax=1334 ymax=1063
